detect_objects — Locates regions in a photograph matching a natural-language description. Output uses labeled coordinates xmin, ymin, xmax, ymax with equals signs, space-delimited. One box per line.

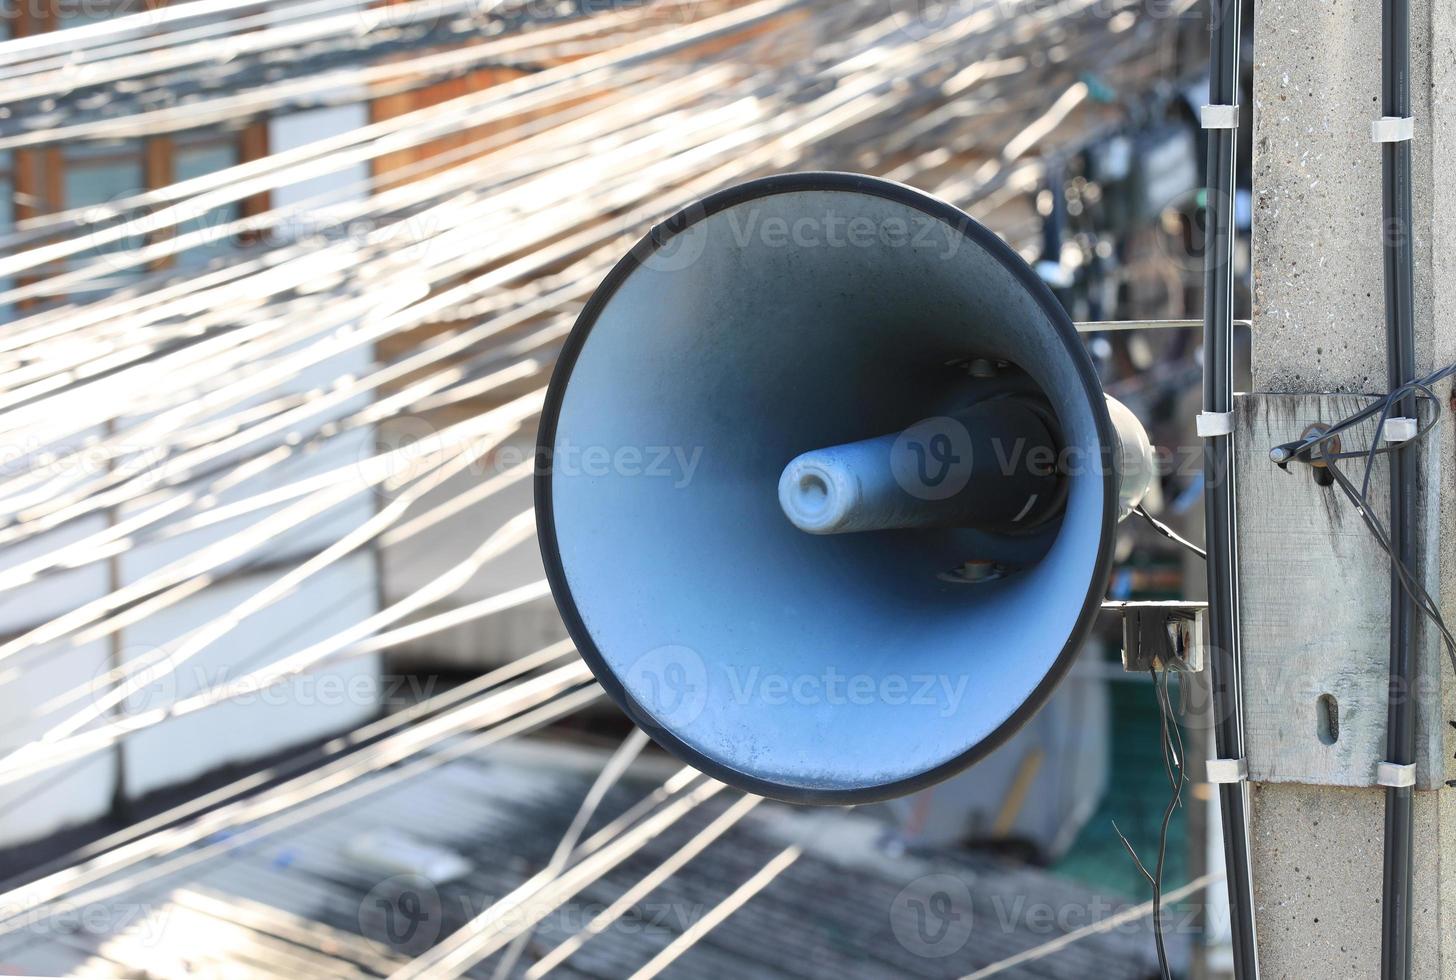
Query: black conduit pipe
xmin=1379 ymin=0 xmax=1417 ymax=976
xmin=1200 ymin=1 xmax=1259 ymax=978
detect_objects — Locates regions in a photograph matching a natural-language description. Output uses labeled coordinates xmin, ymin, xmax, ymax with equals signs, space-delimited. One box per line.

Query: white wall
xmin=0 ymin=97 xmax=385 ymax=847
xmin=0 ymin=0 xmax=441 ymax=843
xmin=382 ymin=429 xmax=566 ymax=670
xmin=116 ymin=100 xmax=382 ymax=799
xmin=0 ymin=435 xmax=118 ymax=846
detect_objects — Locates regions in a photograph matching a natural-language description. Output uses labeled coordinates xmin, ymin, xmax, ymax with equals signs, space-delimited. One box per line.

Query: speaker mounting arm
xmin=1102 ymin=600 xmax=1207 ymax=674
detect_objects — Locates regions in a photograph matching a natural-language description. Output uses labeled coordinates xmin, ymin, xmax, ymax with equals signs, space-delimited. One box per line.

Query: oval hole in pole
xmin=1316 ymin=693 xmax=1340 ymax=746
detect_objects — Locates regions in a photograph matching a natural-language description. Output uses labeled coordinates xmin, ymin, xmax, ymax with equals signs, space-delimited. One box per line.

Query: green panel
xmin=1052 ymin=674 xmax=1191 ymax=901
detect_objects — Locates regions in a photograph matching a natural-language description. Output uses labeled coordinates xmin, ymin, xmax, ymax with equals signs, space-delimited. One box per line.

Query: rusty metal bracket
xmin=1103 ymin=601 xmax=1207 ymax=673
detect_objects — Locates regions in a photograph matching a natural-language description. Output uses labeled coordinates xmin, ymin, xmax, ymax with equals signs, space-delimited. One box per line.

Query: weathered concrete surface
xmin=1246 ymin=786 xmax=1453 ymax=978
xmin=1248 ymin=0 xmax=1456 ymax=976
xmin=1252 ymin=0 xmax=1439 ymax=393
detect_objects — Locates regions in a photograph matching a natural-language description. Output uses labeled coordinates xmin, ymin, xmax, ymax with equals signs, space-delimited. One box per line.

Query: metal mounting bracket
xmin=1104 ymin=601 xmax=1207 ymax=673
xmin=1234 ymin=392 xmax=1443 ymax=789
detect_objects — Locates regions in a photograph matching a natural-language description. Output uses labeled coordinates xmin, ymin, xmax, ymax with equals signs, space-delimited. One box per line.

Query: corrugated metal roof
xmin=0 ymin=741 xmax=1173 ymax=978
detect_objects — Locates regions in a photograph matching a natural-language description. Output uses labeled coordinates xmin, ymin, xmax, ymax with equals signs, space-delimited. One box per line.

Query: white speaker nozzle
xmin=778 ymin=396 xmax=1154 ymax=535
xmin=777 ymin=399 xmax=1063 ymax=535
xmin=778 ymin=456 xmax=866 ymax=534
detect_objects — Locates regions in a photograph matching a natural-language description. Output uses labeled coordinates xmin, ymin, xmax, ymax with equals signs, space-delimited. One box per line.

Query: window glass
xmin=63 ymin=140 xmax=144 ymax=288
xmin=175 ymin=139 xmax=241 ymax=270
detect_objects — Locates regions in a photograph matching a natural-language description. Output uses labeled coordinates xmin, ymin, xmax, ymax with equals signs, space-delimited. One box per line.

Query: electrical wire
xmin=0 ymin=2 xmax=666 ymax=144
xmin=0 ymin=5 xmax=1223 ymax=968
xmin=0 ymin=668 xmax=602 ymax=937
xmin=1266 ymin=367 xmax=1456 ymax=680
xmin=489 ymin=727 xmax=651 ymax=980
xmin=0 ymin=639 xmax=578 ymax=897
xmin=1111 ymin=665 xmax=1186 ymax=980
xmin=0 ymin=0 xmax=1162 ymax=706
xmin=0 ymin=510 xmax=543 ymax=787
xmin=0 ymin=0 xmax=312 ymax=66
xmin=1132 ymin=503 xmax=1207 ymax=560
xmin=625 ymin=843 xmax=802 ymax=980
xmin=959 ymin=871 xmax=1225 ymax=980
xmin=1267 ymin=363 xmax=1456 ymax=466
xmin=1197 ymin=2 xmax=1259 ymax=975
xmin=384 ymin=779 xmax=730 ymax=979
xmin=1266 ymin=366 xmax=1456 ymax=980
xmin=524 ymin=793 xmax=764 ymax=978
xmin=1323 ymin=459 xmax=1456 ymax=677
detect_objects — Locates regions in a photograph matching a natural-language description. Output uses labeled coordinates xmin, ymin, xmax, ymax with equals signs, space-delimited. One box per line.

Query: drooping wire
xmin=960 ymin=872 xmax=1225 ymax=980
xmin=1324 ymin=458 xmax=1456 ymax=679
xmin=1269 ymin=362 xmax=1456 ymax=467
xmin=1132 ymin=503 xmax=1207 ymax=560
xmin=1111 ymin=665 xmax=1185 ymax=980
xmin=1152 ymin=669 xmax=1186 ymax=977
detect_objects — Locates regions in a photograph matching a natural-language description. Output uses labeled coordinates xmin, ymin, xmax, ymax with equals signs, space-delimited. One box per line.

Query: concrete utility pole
xmin=1239 ymin=1 xmax=1456 ymax=975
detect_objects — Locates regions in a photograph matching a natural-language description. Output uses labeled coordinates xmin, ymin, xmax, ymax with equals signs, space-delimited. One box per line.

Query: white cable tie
xmin=1382 ymin=416 xmax=1418 ymax=443
xmin=1201 ymin=104 xmax=1239 ymax=130
xmin=1376 ymin=761 xmax=1416 ymax=788
xmin=1196 ymin=411 xmax=1235 ymax=438
xmin=1206 ymin=758 xmax=1248 ymax=784
xmin=1372 ymin=116 xmax=1415 ymax=143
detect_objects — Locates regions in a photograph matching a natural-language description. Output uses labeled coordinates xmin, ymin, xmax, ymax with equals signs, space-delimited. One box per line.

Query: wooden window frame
xmin=9 ymin=0 xmax=270 ymax=290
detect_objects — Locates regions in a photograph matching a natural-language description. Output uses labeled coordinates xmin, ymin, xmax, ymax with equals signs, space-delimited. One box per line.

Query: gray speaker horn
xmin=537 ymin=172 xmax=1153 ymax=804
